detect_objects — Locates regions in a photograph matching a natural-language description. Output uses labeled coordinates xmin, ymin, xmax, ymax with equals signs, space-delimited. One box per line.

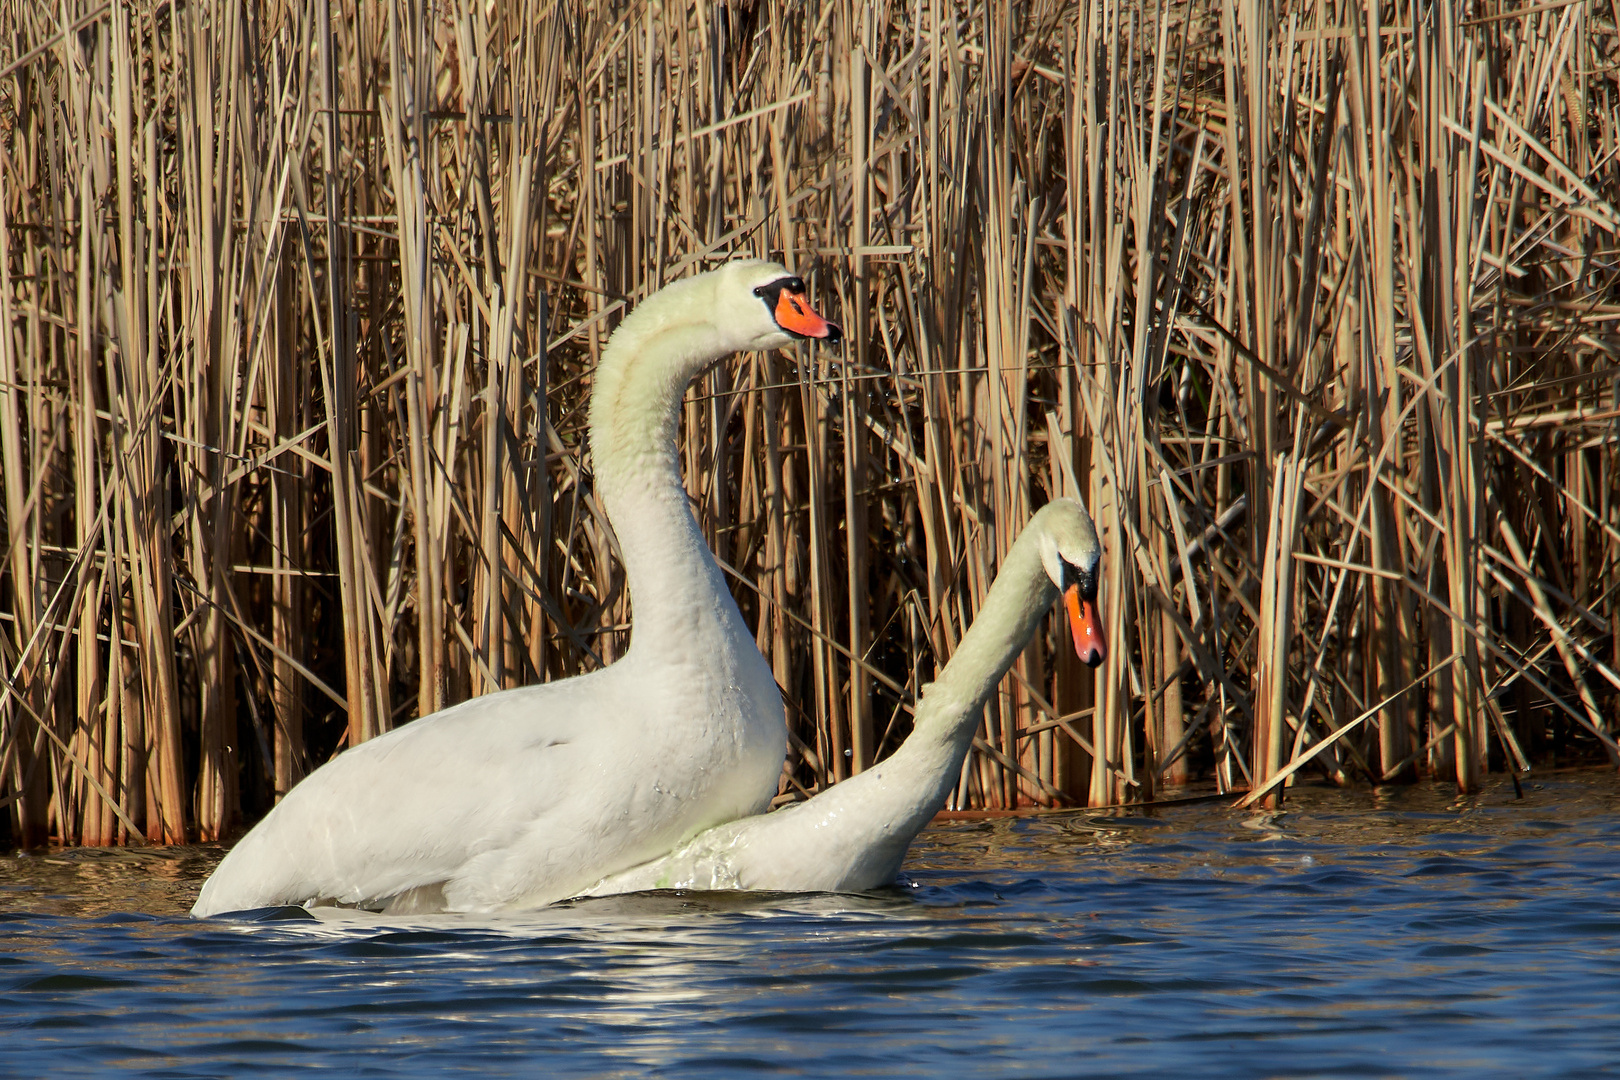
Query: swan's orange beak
xmin=1065 ymin=583 xmax=1106 ymax=668
xmin=774 ymin=289 xmax=842 ymax=342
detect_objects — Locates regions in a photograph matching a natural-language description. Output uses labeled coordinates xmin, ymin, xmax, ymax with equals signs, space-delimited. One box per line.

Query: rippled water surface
xmin=6 ymin=774 xmax=1620 ymax=1078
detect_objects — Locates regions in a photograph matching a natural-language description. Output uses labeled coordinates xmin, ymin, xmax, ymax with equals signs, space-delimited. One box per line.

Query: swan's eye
xmin=1057 ymin=556 xmax=1099 ymax=598
xmin=754 ymin=276 xmax=804 ymax=301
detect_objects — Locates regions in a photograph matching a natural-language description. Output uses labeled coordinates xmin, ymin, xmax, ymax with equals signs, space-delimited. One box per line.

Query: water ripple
xmin=4 ymin=774 xmax=1620 ymax=1077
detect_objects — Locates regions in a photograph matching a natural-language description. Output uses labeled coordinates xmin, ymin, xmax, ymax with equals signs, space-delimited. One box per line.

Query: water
xmin=5 ymin=774 xmax=1620 ymax=1078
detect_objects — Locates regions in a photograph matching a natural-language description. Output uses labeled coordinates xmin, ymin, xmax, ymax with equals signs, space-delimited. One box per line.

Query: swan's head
xmin=1035 ymin=499 xmax=1107 ymax=668
xmin=589 ymin=261 xmax=841 ymax=471
xmin=711 ymin=260 xmax=843 ymax=353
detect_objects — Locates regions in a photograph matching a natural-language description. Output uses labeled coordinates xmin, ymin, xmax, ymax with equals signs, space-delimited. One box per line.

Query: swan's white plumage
xmin=582 ymin=498 xmax=1104 ymax=897
xmin=192 ymin=260 xmax=837 ymax=917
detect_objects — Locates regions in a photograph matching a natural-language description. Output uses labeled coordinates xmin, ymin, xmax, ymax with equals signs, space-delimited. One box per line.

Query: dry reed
xmin=1 ymin=0 xmax=1617 ymax=846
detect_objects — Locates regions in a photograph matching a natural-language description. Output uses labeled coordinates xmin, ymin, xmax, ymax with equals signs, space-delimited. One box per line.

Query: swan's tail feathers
xmin=1065 ymin=584 xmax=1106 ymax=668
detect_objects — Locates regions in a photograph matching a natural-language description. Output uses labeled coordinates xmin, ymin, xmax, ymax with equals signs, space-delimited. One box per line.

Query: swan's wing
xmin=193 ymin=673 xmax=620 ymax=915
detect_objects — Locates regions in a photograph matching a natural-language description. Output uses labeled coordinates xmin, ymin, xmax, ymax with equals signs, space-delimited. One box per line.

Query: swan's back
xmin=195 ymin=641 xmax=781 ymax=915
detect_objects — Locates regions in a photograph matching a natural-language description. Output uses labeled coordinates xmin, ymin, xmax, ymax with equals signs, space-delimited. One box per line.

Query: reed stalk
xmin=1 ymin=0 xmax=1617 ymax=845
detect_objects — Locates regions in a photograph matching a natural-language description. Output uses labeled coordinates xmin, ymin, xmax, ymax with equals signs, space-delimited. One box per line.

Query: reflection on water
xmin=0 ymin=845 xmax=212 ymax=920
xmin=5 ymin=774 xmax=1620 ymax=1077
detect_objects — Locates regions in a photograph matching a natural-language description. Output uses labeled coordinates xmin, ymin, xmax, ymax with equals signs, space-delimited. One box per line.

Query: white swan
xmin=579 ymin=498 xmax=1106 ymax=897
xmin=193 ymin=261 xmax=841 ymax=916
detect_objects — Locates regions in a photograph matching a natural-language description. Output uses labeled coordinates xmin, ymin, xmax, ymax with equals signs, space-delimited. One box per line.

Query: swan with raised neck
xmin=192 ymin=260 xmax=841 ymax=916
xmin=581 ymin=498 xmax=1106 ymax=897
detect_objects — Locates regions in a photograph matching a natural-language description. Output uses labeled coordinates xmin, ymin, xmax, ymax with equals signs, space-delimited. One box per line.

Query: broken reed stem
xmin=1 ymin=0 xmax=1618 ymax=845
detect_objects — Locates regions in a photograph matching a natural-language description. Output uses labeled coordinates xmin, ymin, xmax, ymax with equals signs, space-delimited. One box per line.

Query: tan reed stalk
xmin=1 ymin=0 xmax=1618 ymax=845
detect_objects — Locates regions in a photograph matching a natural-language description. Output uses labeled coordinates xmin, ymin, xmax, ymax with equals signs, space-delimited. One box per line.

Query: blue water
xmin=5 ymin=774 xmax=1620 ymax=1078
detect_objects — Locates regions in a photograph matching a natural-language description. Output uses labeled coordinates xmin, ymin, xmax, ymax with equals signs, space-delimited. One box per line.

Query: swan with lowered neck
xmin=192 ymin=261 xmax=841 ymax=917
xmin=580 ymin=498 xmax=1106 ymax=897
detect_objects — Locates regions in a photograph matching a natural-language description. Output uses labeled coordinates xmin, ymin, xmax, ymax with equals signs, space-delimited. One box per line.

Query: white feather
xmin=582 ymin=498 xmax=1103 ymax=897
xmin=193 ymin=261 xmax=832 ymax=916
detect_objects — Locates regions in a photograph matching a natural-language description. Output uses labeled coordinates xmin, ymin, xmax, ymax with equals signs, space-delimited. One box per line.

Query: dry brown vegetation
xmin=1 ymin=0 xmax=1618 ymax=847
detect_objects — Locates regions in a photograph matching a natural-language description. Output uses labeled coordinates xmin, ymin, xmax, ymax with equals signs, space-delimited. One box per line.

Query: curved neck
xmin=821 ymin=522 xmax=1057 ymax=830
xmin=589 ymin=318 xmax=737 ymax=653
xmin=905 ymin=526 xmax=1056 ymax=761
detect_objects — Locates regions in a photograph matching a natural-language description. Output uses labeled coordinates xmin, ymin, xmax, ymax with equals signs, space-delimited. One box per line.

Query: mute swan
xmin=580 ymin=498 xmax=1106 ymax=897
xmin=192 ymin=261 xmax=841 ymax=916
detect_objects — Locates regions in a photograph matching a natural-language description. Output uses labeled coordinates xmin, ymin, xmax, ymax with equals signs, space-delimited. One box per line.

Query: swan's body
xmin=193 ymin=261 xmax=840 ymax=917
xmin=581 ymin=499 xmax=1106 ymax=897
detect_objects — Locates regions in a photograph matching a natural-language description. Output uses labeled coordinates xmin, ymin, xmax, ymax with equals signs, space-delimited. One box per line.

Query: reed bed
xmin=0 ymin=0 xmax=1616 ymax=846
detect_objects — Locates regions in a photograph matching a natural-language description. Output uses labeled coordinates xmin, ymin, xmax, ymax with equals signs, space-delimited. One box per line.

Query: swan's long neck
xmin=589 ymin=305 xmax=743 ymax=654
xmin=898 ymin=525 xmax=1056 ymax=787
xmin=829 ymin=521 xmax=1059 ymax=831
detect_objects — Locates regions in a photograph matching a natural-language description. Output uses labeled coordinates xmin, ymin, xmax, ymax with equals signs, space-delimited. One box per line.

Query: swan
xmin=579 ymin=498 xmax=1106 ymax=897
xmin=192 ymin=260 xmax=842 ymax=916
